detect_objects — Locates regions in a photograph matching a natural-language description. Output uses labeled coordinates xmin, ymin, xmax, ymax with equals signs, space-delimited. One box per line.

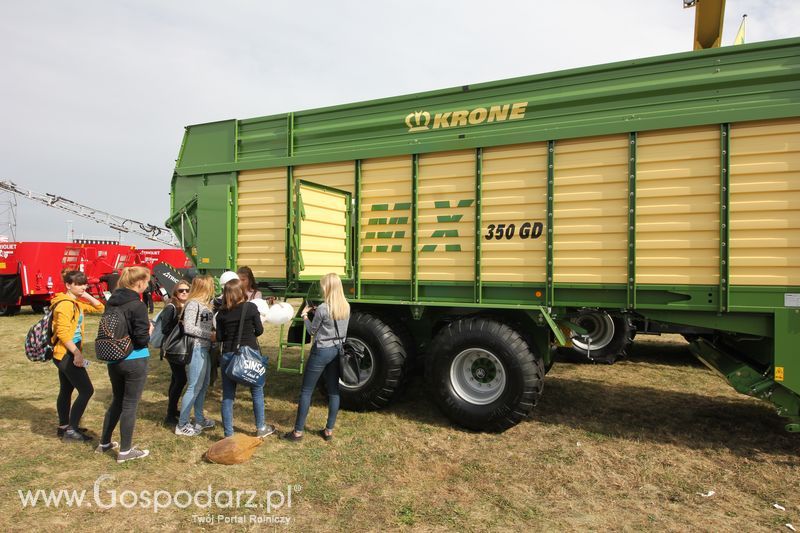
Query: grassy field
xmin=1 ymin=305 xmax=798 ymax=531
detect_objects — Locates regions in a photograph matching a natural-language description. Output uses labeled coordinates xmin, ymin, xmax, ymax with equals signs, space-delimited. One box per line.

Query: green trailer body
xmin=168 ymin=38 xmax=800 ymax=431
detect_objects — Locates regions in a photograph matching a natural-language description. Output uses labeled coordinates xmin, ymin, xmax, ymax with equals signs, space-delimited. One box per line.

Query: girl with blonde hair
xmin=97 ymin=266 xmax=152 ymax=462
xmin=175 ymin=275 xmax=217 ymax=437
xmin=283 ymin=272 xmax=350 ymax=442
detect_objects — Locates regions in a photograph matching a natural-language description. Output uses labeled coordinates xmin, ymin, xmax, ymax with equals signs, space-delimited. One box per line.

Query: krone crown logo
xmin=405 ymin=110 xmax=431 ymax=132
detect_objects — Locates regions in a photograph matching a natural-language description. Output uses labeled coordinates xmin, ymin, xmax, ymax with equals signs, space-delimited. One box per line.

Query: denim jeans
xmin=293 ymin=344 xmax=340 ymax=432
xmin=220 ymin=351 xmax=266 ymax=437
xmin=178 ymin=343 xmax=210 ymax=427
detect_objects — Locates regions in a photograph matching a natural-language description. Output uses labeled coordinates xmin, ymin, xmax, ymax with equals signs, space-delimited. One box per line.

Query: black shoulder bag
xmin=333 ymin=318 xmax=362 ymax=386
xmin=162 ymin=306 xmax=195 ymax=365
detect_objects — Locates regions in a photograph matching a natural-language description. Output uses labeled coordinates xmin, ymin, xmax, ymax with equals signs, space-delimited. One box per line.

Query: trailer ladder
xmin=275 ymin=281 xmax=316 ymax=374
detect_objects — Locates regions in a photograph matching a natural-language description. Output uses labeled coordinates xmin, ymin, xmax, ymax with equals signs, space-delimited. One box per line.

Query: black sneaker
xmin=62 ymin=428 xmax=92 ymax=442
xmin=163 ymin=416 xmax=179 ymax=427
xmin=95 ymin=441 xmax=119 ymax=453
xmin=281 ymin=430 xmax=303 ymax=442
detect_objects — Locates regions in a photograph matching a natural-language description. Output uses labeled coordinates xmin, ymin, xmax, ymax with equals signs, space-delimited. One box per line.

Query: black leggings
xmin=101 ymin=358 xmax=148 ymax=451
xmin=167 ymin=361 xmax=187 ymax=420
xmin=53 ymin=346 xmax=94 ymax=429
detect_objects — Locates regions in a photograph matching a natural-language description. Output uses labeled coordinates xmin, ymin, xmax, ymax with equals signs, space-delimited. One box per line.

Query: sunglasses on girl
xmin=176 ymin=288 xmax=189 ymax=294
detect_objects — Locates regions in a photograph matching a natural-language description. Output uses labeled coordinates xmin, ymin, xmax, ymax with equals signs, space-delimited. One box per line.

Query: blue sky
xmin=0 ymin=0 xmax=797 ymax=246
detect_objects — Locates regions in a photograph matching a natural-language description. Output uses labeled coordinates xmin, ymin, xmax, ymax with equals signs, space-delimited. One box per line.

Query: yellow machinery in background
xmin=685 ymin=0 xmax=726 ymax=50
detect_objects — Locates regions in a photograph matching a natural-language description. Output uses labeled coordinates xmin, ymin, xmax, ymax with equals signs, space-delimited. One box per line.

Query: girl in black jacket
xmin=216 ymin=279 xmax=274 ymax=438
xmin=160 ymin=280 xmax=190 ymax=425
xmin=96 ymin=266 xmax=153 ymax=463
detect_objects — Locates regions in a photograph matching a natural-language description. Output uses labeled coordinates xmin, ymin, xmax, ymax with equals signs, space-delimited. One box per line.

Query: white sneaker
xmin=175 ymin=423 xmax=199 ymax=437
xmin=117 ymin=447 xmax=149 ymax=463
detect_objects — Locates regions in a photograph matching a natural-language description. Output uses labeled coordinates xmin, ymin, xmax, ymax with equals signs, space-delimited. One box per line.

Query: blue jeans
xmin=178 ymin=343 xmax=210 ymax=427
xmin=220 ymin=351 xmax=266 ymax=437
xmin=293 ymin=345 xmax=340 ymax=432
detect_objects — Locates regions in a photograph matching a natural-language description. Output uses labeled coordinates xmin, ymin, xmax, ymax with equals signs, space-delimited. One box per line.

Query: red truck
xmin=0 ymin=242 xmax=190 ymax=315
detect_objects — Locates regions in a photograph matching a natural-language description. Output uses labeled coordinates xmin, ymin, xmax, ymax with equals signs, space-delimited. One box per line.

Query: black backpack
xmin=24 ymin=300 xmax=78 ymax=362
xmin=95 ymin=306 xmax=134 ymax=362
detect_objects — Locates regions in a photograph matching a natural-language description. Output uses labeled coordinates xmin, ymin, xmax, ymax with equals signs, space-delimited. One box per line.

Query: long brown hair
xmin=222 ymin=279 xmax=247 ymax=311
xmin=237 ymin=266 xmax=257 ymax=293
xmin=170 ymin=280 xmax=190 ymax=313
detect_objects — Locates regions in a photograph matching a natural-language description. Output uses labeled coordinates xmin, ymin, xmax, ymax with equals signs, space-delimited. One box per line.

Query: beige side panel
xmin=360 ymin=156 xmax=412 ymax=281
xmin=293 ymin=161 xmax=355 ymax=193
xmin=730 ymin=118 xmax=800 ymax=286
xmin=554 ymin=135 xmax=628 ymax=284
xmin=482 ymin=143 xmax=547 ymax=283
xmin=637 ymin=126 xmax=720 ymax=285
xmin=418 ymin=150 xmax=476 ymax=282
xmin=237 ymin=168 xmax=287 ymax=279
xmin=298 ymin=184 xmax=347 ymax=279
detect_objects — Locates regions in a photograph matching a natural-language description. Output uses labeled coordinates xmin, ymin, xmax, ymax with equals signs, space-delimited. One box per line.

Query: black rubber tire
xmin=324 ymin=311 xmax=410 ymax=411
xmin=0 ymin=304 xmax=20 ymax=317
xmin=425 ymin=316 xmax=544 ymax=432
xmin=31 ymin=304 xmax=46 ymax=314
xmin=565 ymin=310 xmax=634 ymax=364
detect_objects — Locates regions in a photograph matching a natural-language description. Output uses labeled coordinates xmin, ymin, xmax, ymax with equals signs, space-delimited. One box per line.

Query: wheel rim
xmin=339 ymin=337 xmax=374 ymax=390
xmin=449 ymin=348 xmax=506 ymax=405
xmin=570 ymin=312 xmax=616 ymax=351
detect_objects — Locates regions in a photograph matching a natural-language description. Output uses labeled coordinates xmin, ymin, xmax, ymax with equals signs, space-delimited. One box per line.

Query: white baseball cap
xmin=219 ymin=271 xmax=238 ymax=286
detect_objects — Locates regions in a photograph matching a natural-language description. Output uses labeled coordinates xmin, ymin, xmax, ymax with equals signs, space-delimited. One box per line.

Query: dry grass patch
xmin=0 ymin=308 xmax=798 ymax=531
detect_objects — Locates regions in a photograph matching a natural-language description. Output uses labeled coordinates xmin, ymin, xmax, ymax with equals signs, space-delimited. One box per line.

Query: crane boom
xmin=0 ymin=179 xmax=179 ymax=246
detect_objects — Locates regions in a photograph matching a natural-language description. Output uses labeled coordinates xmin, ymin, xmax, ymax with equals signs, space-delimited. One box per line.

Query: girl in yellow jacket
xmin=51 ymin=270 xmax=104 ymax=442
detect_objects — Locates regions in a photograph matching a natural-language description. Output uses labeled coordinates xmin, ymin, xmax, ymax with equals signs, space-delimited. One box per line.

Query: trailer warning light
xmin=535 ymin=291 xmax=542 ymax=298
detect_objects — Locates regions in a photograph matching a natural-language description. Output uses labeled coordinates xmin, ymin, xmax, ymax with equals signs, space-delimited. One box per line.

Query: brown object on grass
xmin=205 ymin=434 xmax=264 ymax=465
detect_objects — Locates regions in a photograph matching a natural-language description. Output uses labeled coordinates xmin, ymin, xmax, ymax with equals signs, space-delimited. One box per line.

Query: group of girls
xmin=50 ymin=265 xmax=350 ymax=463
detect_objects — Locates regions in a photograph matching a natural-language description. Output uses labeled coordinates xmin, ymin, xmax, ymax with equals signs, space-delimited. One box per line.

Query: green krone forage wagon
xmin=168 ymin=37 xmax=800 ymax=432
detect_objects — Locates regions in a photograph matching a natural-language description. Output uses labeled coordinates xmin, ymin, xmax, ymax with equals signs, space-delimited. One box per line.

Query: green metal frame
xmin=286 ymin=166 xmax=294 ymax=282
xmin=720 ymin=123 xmax=730 ymax=313
xmin=546 ymin=140 xmax=555 ymax=307
xmin=277 ymin=318 xmax=307 ymax=374
xmin=475 ymin=148 xmax=483 ymax=303
xmin=411 ymin=154 xmax=419 ymax=302
xmin=234 ymin=119 xmax=239 ymax=163
xmin=355 ymin=160 xmax=362 ymax=299
xmin=287 ymin=112 xmax=295 ymax=157
xmin=229 ymin=181 xmax=237 ymax=268
xmin=627 ymin=132 xmax=637 ymax=309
